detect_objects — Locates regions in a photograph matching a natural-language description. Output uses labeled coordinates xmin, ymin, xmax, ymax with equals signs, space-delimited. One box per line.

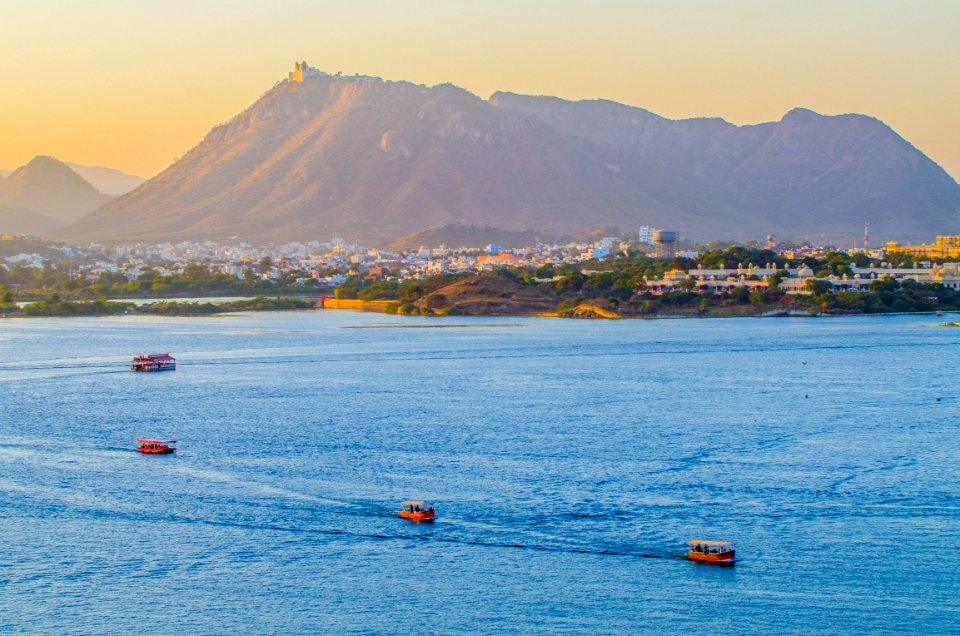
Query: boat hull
xmin=136 ymin=447 xmax=175 ymax=454
xmin=131 ymin=354 xmax=176 ymax=372
xmin=687 ymin=552 xmax=736 ymax=564
xmin=399 ymin=510 xmax=435 ymax=523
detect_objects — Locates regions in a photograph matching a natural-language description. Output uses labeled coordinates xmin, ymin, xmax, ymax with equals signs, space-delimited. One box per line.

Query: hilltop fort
xmin=288 ymin=60 xmax=326 ymax=82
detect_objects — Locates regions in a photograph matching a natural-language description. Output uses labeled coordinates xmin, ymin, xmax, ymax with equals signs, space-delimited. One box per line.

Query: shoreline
xmin=13 ymin=292 xmax=322 ymax=307
xmin=1 ymin=295 xmax=318 ymax=318
xmin=316 ymin=298 xmax=953 ymax=320
xmin=2 ymin=293 xmax=953 ymax=320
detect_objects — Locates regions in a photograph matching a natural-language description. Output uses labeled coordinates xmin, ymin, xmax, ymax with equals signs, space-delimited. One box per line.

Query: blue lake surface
xmin=1 ymin=311 xmax=959 ymax=634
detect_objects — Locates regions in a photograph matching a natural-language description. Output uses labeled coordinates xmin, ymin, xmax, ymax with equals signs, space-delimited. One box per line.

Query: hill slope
xmin=64 ymin=77 xmax=668 ymax=244
xmin=491 ymin=93 xmax=960 ymax=241
xmin=60 ymin=72 xmax=960 ymax=244
xmin=0 ymin=156 xmax=113 ymax=225
xmin=65 ymin=163 xmax=145 ymax=195
xmin=0 ymin=206 xmax=64 ymax=236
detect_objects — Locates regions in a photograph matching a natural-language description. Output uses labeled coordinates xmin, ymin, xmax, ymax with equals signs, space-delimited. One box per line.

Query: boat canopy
xmin=687 ymin=540 xmax=734 ymax=547
xmin=400 ymin=500 xmax=428 ymax=507
xmin=136 ymin=439 xmax=176 ymax=444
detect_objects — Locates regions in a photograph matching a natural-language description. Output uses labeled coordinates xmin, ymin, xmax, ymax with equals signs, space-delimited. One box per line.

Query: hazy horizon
xmin=1 ymin=0 xmax=958 ymax=180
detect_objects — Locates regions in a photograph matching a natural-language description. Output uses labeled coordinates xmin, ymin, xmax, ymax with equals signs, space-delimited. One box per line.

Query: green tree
xmin=852 ymin=253 xmax=872 ymax=268
xmin=822 ymin=251 xmax=854 ymax=276
xmin=805 ymin=279 xmax=833 ymax=296
xmin=768 ymin=269 xmax=789 ymax=291
xmin=749 ymin=289 xmax=768 ymax=305
xmin=730 ymin=287 xmax=750 ymax=303
xmin=183 ymin=263 xmax=211 ymax=280
xmin=535 ymin=264 xmax=556 ymax=279
xmin=869 ymin=276 xmax=900 ymax=293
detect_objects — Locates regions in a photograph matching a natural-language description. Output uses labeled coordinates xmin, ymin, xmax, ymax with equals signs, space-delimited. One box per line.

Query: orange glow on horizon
xmin=0 ymin=1 xmax=957 ymax=180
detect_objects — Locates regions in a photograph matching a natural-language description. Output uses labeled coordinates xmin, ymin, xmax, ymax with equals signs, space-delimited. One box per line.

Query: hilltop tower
xmin=289 ymin=61 xmax=326 ymax=82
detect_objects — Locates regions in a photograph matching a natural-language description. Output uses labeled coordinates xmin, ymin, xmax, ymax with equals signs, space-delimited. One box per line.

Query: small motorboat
xmin=399 ymin=500 xmax=436 ymax=523
xmin=687 ymin=540 xmax=736 ymax=563
xmin=136 ymin=439 xmax=176 ymax=454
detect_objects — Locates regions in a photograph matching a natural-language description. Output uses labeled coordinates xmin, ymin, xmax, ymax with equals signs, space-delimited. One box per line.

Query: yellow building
xmin=886 ymin=236 xmax=960 ymax=259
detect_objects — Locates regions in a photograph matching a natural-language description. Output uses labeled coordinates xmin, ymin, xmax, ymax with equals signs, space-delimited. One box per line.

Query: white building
xmin=638 ymin=227 xmax=655 ymax=246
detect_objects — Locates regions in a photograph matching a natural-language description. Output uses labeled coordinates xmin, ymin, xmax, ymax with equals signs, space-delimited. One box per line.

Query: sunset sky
xmin=1 ymin=0 xmax=958 ymax=180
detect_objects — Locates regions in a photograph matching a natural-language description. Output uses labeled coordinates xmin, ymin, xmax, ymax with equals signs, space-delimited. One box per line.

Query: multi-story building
xmin=886 ymin=236 xmax=960 ymax=259
xmin=638 ymin=227 xmax=655 ymax=246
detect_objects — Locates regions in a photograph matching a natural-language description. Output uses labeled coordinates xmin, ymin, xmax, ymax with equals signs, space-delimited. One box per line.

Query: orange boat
xmin=687 ymin=540 xmax=736 ymax=563
xmin=399 ymin=500 xmax=436 ymax=523
xmin=136 ymin=439 xmax=176 ymax=454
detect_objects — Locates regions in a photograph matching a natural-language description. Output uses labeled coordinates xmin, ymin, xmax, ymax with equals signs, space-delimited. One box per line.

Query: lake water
xmin=1 ymin=311 xmax=958 ymax=634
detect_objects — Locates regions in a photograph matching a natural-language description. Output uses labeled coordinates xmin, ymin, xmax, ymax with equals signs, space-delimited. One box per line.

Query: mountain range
xmin=47 ymin=70 xmax=960 ymax=244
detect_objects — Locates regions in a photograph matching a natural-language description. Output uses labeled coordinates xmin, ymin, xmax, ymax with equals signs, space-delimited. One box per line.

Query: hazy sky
xmin=1 ymin=0 xmax=957 ymax=179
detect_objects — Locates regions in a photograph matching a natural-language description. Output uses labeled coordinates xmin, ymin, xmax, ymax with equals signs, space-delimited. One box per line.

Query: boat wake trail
xmin=0 ymin=361 xmax=124 ymax=372
xmin=4 ymin=478 xmax=680 ymax=562
xmin=94 ymin=506 xmax=682 ymax=560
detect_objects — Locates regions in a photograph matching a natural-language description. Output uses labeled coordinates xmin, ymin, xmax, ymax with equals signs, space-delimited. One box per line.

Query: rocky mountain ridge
xmin=58 ymin=71 xmax=960 ymax=244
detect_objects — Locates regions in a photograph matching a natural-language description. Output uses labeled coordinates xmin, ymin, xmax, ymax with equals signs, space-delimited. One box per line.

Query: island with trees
xmin=328 ymin=246 xmax=960 ymax=318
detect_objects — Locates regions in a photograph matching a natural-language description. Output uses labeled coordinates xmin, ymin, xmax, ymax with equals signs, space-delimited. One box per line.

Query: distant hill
xmin=491 ymin=93 xmax=960 ymax=242
xmin=59 ymin=68 xmax=960 ymax=244
xmin=0 ymin=156 xmax=112 ymax=228
xmin=0 ymin=206 xmax=64 ymax=236
xmin=0 ymin=236 xmax=74 ymax=260
xmin=65 ymin=163 xmax=145 ymax=195
xmin=0 ymin=162 xmax=143 ymax=195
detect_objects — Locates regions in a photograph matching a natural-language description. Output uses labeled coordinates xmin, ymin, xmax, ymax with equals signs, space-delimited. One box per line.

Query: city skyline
xmin=1 ymin=0 xmax=958 ymax=179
